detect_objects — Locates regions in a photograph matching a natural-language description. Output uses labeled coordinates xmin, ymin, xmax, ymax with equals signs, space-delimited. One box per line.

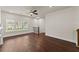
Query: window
xmin=5 ymin=13 xmax=29 ymax=32
xmin=6 ymin=19 xmax=15 ymax=32
xmin=16 ymin=20 xmax=23 ymax=31
xmin=22 ymin=20 xmax=28 ymax=30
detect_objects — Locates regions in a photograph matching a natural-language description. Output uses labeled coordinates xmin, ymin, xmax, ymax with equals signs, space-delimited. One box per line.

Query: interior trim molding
xmin=45 ymin=34 xmax=76 ymax=44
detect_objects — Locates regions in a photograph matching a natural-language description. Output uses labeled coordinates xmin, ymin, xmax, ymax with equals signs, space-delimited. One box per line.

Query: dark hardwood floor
xmin=0 ymin=33 xmax=79 ymax=52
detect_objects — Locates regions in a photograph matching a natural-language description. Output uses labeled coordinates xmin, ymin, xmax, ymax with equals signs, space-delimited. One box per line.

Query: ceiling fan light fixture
xmin=30 ymin=13 xmax=33 ymax=15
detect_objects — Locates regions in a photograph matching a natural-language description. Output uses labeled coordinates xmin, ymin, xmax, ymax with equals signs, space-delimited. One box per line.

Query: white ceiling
xmin=32 ymin=6 xmax=71 ymax=17
xmin=0 ymin=6 xmax=71 ymax=18
xmin=0 ymin=6 xmax=32 ymax=17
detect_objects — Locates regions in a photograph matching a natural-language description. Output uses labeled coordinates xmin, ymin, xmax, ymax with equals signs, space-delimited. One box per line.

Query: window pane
xmin=22 ymin=20 xmax=28 ymax=30
xmin=6 ymin=19 xmax=15 ymax=32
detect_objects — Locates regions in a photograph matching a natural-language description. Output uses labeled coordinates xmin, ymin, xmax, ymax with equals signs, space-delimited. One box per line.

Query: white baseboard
xmin=3 ymin=31 xmax=33 ymax=37
xmin=46 ymin=34 xmax=76 ymax=43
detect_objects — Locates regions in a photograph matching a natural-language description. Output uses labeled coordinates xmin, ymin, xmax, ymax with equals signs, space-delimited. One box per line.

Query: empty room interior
xmin=0 ymin=6 xmax=79 ymax=52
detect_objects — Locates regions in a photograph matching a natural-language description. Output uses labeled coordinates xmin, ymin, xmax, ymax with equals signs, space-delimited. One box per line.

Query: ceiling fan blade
xmin=34 ymin=13 xmax=38 ymax=15
xmin=29 ymin=10 xmax=38 ymax=16
xmin=33 ymin=10 xmax=37 ymax=12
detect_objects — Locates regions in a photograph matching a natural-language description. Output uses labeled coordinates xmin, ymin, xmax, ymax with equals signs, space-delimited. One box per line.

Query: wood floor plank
xmin=0 ymin=33 xmax=79 ymax=52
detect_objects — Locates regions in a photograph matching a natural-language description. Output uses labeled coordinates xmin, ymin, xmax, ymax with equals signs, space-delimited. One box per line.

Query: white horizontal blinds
xmin=5 ymin=12 xmax=29 ymax=32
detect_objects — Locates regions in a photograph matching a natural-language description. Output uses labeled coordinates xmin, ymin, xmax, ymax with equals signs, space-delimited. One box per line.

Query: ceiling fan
xmin=30 ymin=10 xmax=38 ymax=16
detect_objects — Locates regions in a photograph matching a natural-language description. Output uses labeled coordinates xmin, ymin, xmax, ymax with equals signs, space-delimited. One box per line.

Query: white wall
xmin=33 ymin=18 xmax=45 ymax=33
xmin=45 ymin=7 xmax=78 ymax=43
xmin=39 ymin=18 xmax=45 ymax=33
xmin=1 ymin=11 xmax=34 ymax=37
xmin=0 ymin=8 xmax=1 ymax=24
